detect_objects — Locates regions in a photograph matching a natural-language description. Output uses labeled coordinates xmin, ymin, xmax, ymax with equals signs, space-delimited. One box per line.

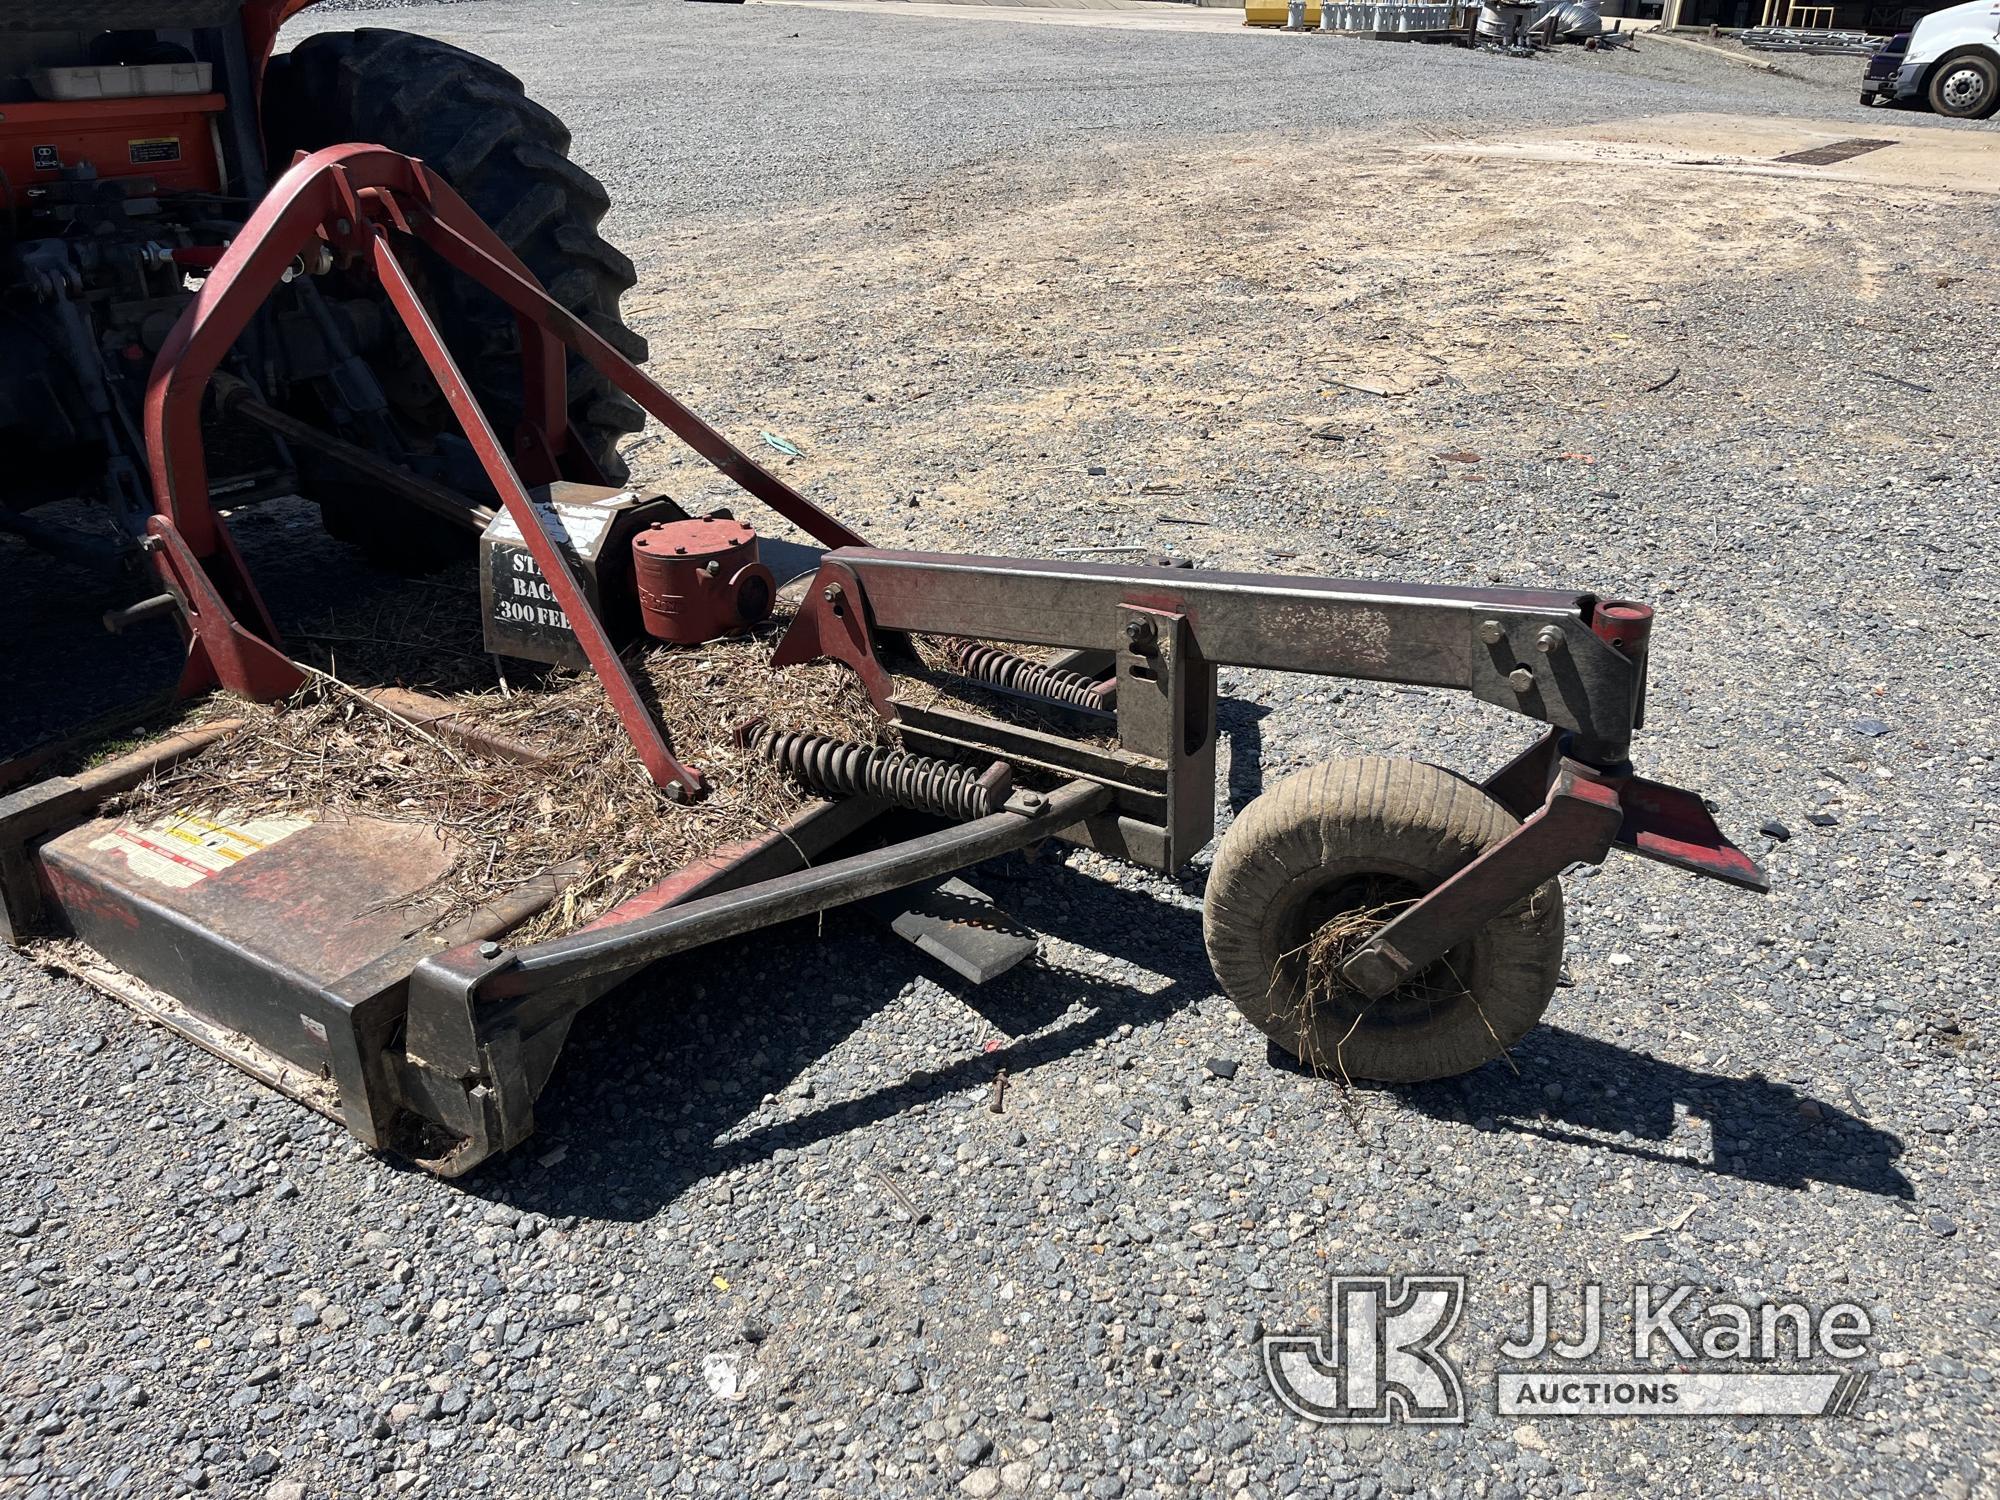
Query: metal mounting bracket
xmin=1341 ymin=762 xmax=1626 ymax=1000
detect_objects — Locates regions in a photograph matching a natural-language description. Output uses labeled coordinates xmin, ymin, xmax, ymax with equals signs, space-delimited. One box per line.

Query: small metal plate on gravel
xmin=1774 ymin=138 xmax=1897 ymax=167
xmin=865 ymin=875 xmax=1038 ymax=985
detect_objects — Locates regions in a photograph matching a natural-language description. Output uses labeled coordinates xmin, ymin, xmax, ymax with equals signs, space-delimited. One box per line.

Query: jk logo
xmin=1263 ymin=1275 xmax=1467 ymax=1425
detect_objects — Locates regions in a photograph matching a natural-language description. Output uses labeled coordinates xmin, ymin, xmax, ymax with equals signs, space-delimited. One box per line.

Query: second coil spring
xmin=947 ymin=642 xmax=1111 ymax=711
xmin=754 ymin=729 xmax=1011 ymax=821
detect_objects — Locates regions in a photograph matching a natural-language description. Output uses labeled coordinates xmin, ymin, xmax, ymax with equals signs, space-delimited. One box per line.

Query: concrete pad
xmin=1431 ymin=112 xmax=2000 ymax=194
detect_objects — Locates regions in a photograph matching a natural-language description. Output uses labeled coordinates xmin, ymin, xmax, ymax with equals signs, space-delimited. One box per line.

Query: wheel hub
xmin=1943 ymin=66 xmax=1988 ymax=110
xmin=1279 ymin=873 xmax=1474 ymax=1039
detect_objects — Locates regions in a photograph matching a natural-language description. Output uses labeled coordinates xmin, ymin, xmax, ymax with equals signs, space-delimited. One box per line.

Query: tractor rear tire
xmin=265 ymin=29 xmax=648 ymax=533
xmin=1202 ymin=756 xmax=1565 ymax=1084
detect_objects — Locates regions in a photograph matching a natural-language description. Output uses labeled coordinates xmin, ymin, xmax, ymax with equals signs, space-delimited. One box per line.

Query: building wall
xmin=1670 ymin=0 xmax=1958 ymax=27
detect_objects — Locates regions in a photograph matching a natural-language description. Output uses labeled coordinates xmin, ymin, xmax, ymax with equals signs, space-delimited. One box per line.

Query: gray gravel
xmin=287 ymin=0 xmax=1985 ymax=232
xmin=3 ymin=5 xmax=1996 ymax=1499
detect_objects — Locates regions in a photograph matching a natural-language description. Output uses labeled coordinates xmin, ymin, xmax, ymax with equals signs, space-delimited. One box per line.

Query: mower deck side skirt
xmin=38 ymin=814 xmax=457 ymax=989
xmin=33 ymin=815 xmax=460 ymax=1124
xmin=45 ymin=950 xmax=347 ymax=1124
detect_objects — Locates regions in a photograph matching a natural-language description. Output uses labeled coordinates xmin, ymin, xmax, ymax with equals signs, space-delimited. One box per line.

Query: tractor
xmin=0 ymin=3 xmax=1771 ymax=1177
xmin=0 ymin=1 xmax=644 ymax=574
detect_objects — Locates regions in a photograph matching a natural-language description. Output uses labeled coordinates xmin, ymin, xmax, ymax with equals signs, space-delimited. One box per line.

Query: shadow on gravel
xmin=1399 ymin=1027 xmax=1913 ymax=1200
xmin=0 ymin=529 xmax=183 ymax=758
xmin=475 ymin=858 xmax=1214 ymax=1220
xmin=1221 ymin=698 xmax=1270 ymax=815
xmin=0 ymin=499 xmax=475 ymax=757
xmin=449 ymin=837 xmax=1910 ymax=1220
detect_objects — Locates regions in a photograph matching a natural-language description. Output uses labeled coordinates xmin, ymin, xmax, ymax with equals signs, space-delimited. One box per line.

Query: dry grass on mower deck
xmin=110 ymin=611 xmax=885 ymax=942
xmin=97 ymin=561 xmax=1117 ymax=941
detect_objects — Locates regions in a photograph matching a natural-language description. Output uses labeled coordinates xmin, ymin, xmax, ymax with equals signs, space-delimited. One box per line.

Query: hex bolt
xmin=703 ymin=560 xmax=721 ymax=577
xmin=1478 ymin=619 xmax=1505 ymax=647
xmin=823 ymin=583 xmax=844 ymax=604
xmin=1536 ymin=626 xmax=1566 ymax=654
xmin=1124 ymin=619 xmax=1158 ymax=653
xmin=478 ymin=941 xmax=502 ymax=960
xmin=1508 ymin=667 xmax=1536 ymax=694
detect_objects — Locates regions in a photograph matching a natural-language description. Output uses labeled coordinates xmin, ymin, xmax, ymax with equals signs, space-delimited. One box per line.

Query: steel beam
xmin=779 ymin=549 xmax=1646 ymax=764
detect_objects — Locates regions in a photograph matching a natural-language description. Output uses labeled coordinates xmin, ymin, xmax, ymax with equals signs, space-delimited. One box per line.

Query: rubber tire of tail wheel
xmin=1928 ymin=51 xmax=2000 ymax=119
xmin=263 ymin=30 xmax=648 ymax=520
xmin=1202 ymin=756 xmax=1565 ymax=1084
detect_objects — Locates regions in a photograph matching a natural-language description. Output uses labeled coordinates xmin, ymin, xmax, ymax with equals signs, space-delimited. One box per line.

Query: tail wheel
xmin=1202 ymin=756 xmax=1564 ymax=1084
xmin=265 ymin=29 xmax=649 ymax=556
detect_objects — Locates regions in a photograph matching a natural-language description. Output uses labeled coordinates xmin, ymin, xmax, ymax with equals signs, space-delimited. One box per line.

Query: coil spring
xmin=754 ymin=729 xmax=1011 ymax=821
xmin=947 ymin=642 xmax=1111 ymax=711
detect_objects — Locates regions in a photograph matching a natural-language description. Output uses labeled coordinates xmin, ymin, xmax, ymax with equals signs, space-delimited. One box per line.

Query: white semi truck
xmin=1860 ymin=0 xmax=2000 ymax=118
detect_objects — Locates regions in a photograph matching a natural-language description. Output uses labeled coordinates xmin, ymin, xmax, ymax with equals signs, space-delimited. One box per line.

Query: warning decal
xmin=89 ymin=812 xmax=310 ymax=891
xmin=485 ymin=498 xmax=616 ymax=551
xmin=32 ymin=145 xmax=59 ymax=172
xmin=128 ymin=136 xmax=182 ymax=166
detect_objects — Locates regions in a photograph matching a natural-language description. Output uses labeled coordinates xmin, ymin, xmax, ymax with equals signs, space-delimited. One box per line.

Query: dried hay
xmin=1277 ymin=880 xmax=1497 ymax=1093
xmin=98 ymin=563 xmax=1125 ymax=943
xmin=112 ymin=592 xmax=883 ymax=940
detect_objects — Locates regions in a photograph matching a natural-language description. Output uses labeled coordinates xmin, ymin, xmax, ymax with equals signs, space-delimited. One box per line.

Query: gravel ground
xmin=286 ymin=0 xmax=1982 ymax=229
xmin=3 ymin=5 xmax=1997 ymax=1500
xmin=1547 ymin=31 xmax=1881 ymax=98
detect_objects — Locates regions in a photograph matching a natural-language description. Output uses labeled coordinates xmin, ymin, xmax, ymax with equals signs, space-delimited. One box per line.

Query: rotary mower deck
xmin=0 ymin=145 xmax=1766 ymax=1176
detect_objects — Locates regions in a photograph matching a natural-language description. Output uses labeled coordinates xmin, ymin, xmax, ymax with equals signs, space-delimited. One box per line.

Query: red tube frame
xmin=144 ymin=145 xmax=868 ymax=799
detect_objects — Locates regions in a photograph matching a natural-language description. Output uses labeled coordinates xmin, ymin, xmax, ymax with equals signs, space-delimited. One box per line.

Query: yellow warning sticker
xmin=89 ymin=811 xmax=310 ymax=890
xmin=128 ymin=136 xmax=182 ymax=166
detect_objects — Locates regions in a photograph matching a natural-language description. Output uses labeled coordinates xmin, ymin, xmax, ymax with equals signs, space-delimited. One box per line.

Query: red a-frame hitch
xmin=142 ymin=144 xmax=868 ymax=800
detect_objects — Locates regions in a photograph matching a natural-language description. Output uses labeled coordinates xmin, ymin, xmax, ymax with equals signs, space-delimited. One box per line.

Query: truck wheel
xmin=1928 ymin=51 xmax=2000 ymax=119
xmin=1202 ymin=757 xmax=1564 ymax=1084
xmin=265 ymin=29 xmax=649 ymax=547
